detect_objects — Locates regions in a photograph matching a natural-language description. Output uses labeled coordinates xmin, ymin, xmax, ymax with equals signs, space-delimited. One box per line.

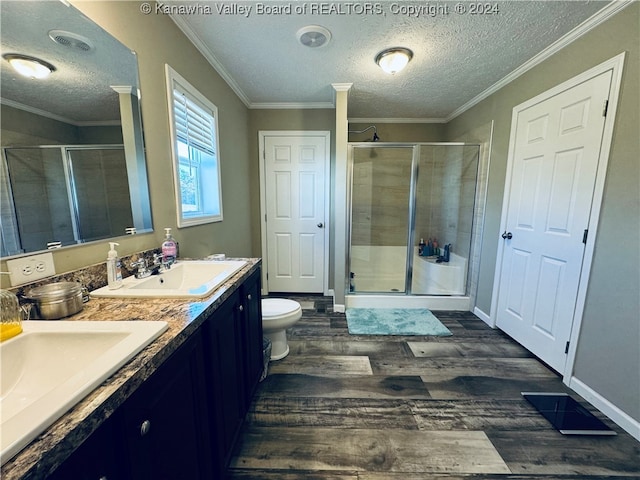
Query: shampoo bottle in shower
xmin=427 ymin=238 xmax=433 ymax=256
xmin=418 ymin=238 xmax=425 ymax=256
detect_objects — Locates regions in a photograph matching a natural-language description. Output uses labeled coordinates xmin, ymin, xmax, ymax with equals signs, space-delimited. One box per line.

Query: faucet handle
xmin=130 ymin=258 xmax=146 ymax=269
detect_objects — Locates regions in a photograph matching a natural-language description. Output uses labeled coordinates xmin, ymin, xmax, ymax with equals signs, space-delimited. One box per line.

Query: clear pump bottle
xmin=107 ymin=242 xmax=123 ymax=289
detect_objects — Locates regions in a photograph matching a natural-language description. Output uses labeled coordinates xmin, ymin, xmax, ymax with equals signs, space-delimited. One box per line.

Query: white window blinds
xmin=173 ymin=88 xmax=216 ymax=155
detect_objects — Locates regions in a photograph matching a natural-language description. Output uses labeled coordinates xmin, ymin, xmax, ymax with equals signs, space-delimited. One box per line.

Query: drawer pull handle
xmin=140 ymin=419 xmax=151 ymax=437
xmin=239 ymin=305 xmax=244 ymax=312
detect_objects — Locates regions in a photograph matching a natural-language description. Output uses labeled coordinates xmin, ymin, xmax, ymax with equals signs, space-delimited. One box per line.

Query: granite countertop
xmin=1 ymin=258 xmax=261 ymax=480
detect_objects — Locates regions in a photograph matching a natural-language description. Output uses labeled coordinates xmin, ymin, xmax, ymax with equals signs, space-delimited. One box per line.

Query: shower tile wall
xmin=351 ymin=147 xmax=412 ymax=246
xmin=415 ymin=146 xmax=477 ymax=260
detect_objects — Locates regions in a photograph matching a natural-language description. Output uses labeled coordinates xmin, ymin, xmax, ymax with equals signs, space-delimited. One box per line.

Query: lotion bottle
xmin=107 ymin=242 xmax=123 ymax=289
xmin=162 ymin=228 xmax=178 ymax=263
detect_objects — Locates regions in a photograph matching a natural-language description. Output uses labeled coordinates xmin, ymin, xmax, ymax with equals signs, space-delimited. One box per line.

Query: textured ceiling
xmin=0 ymin=1 xmax=619 ymax=125
xmin=170 ymin=0 xmax=614 ymax=120
xmin=0 ymin=1 xmax=138 ymax=125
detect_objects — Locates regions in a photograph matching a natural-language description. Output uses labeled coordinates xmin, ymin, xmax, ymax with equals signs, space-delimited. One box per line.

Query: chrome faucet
xmin=153 ymin=253 xmax=174 ymax=271
xmin=130 ymin=259 xmax=152 ymax=279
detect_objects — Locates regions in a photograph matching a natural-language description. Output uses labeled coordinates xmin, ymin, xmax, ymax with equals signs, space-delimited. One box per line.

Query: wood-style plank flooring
xmin=227 ymin=296 xmax=640 ymax=479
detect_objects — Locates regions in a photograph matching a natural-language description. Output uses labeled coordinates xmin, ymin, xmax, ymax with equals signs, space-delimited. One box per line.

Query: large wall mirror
xmin=0 ymin=1 xmax=152 ymax=258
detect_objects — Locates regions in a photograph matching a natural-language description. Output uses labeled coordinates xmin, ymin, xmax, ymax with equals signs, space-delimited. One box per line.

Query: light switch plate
xmin=6 ymin=252 xmax=56 ymax=286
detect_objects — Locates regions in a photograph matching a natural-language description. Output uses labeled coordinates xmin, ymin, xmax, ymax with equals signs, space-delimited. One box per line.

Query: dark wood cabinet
xmin=121 ymin=333 xmax=213 ymax=480
xmin=204 ymin=289 xmax=246 ymax=474
xmin=205 ymin=268 xmax=263 ymax=475
xmin=47 ymin=412 xmax=124 ymax=480
xmin=240 ymin=269 xmax=264 ymax=408
xmin=47 ymin=269 xmax=263 ymax=480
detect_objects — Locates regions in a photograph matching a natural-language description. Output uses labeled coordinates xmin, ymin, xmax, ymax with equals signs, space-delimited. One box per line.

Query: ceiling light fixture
xmin=375 ymin=47 xmax=413 ymax=75
xmin=3 ymin=53 xmax=56 ymax=79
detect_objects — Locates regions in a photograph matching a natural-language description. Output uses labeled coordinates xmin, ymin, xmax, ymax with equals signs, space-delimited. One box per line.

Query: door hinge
xmin=565 ymin=341 xmax=570 ymax=354
xmin=602 ymin=100 xmax=609 ymax=117
xmin=264 ymin=214 xmax=267 ymax=222
xmin=582 ymin=229 xmax=588 ymax=244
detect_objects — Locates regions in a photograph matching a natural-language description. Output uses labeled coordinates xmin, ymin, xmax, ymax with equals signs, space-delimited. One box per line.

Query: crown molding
xmin=169 ymin=14 xmax=252 ymax=108
xmin=1 ymin=97 xmax=120 ymax=127
xmin=446 ymin=0 xmax=634 ymax=122
xmin=249 ymin=102 xmax=335 ymax=110
xmin=348 ymin=117 xmax=447 ymax=124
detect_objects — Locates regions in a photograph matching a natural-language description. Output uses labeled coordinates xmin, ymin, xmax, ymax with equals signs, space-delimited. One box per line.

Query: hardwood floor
xmin=227 ymin=296 xmax=640 ymax=479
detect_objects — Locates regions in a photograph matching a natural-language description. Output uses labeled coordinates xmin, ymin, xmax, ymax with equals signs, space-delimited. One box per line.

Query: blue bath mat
xmin=345 ymin=308 xmax=452 ymax=336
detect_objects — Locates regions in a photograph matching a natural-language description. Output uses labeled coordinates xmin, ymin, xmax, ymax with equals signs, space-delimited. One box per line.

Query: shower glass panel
xmin=349 ymin=146 xmax=414 ymax=293
xmin=1 ymin=145 xmax=131 ymax=255
xmin=3 ymin=148 xmax=75 ymax=253
xmin=412 ymin=145 xmax=479 ymax=295
xmin=67 ymin=147 xmax=132 ymax=242
xmin=348 ymin=143 xmax=480 ymax=297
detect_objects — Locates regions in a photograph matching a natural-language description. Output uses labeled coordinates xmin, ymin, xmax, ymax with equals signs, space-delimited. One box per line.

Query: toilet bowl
xmin=261 ymin=298 xmax=302 ymax=360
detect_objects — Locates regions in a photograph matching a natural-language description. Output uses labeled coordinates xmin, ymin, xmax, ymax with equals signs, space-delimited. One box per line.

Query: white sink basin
xmin=0 ymin=320 xmax=168 ymax=465
xmin=90 ymin=260 xmax=246 ymax=298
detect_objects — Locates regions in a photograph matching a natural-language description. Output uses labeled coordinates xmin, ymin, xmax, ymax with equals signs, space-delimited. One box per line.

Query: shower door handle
xmin=501 ymin=231 xmax=513 ymax=240
xmin=317 ymin=222 xmax=324 ymax=228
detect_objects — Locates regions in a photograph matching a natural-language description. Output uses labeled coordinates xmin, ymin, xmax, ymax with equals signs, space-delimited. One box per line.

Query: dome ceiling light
xmin=375 ymin=47 xmax=413 ymax=75
xmin=2 ymin=53 xmax=56 ymax=79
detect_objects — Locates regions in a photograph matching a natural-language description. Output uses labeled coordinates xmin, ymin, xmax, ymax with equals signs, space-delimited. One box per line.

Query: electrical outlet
xmin=6 ymin=252 xmax=56 ymax=286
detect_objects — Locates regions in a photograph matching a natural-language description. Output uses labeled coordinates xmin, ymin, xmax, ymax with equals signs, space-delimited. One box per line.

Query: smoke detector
xmin=297 ymin=25 xmax=332 ymax=48
xmin=48 ymin=30 xmax=94 ymax=53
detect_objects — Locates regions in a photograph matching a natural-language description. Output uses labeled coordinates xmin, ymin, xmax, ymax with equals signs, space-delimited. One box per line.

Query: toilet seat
xmin=262 ymin=298 xmax=301 ymax=320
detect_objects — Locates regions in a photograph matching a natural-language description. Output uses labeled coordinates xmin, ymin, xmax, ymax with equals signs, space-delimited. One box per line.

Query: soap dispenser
xmin=162 ymin=228 xmax=178 ymax=264
xmin=107 ymin=242 xmax=123 ymax=290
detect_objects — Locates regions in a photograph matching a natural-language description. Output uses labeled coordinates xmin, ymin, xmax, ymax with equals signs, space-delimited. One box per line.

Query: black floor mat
xmin=522 ymin=392 xmax=616 ymax=435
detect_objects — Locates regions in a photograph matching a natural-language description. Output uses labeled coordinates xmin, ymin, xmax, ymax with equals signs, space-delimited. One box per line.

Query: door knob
xmin=501 ymin=231 xmax=513 ymax=240
xmin=317 ymin=223 xmax=324 ymax=228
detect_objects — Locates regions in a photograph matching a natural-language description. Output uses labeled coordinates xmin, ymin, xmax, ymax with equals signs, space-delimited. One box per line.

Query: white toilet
xmin=261 ymin=298 xmax=302 ymax=360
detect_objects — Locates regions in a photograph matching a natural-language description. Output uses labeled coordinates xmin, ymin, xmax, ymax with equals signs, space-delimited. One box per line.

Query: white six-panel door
xmin=262 ymin=133 xmax=328 ymax=293
xmin=496 ymin=70 xmax=612 ymax=373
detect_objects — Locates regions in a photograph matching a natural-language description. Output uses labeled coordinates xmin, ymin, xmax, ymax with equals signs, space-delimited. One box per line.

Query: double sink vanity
xmin=1 ymin=258 xmax=263 ymax=480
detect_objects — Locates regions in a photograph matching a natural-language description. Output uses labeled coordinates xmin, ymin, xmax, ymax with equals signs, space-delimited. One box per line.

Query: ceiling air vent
xmin=296 ymin=25 xmax=332 ymax=48
xmin=48 ymin=30 xmax=94 ymax=53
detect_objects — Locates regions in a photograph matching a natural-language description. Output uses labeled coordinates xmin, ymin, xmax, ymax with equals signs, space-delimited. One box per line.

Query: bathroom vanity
xmin=1 ymin=260 xmax=263 ymax=480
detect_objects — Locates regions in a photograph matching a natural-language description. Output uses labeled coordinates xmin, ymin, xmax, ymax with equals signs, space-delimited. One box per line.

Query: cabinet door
xmin=121 ymin=334 xmax=212 ymax=480
xmin=47 ymin=412 xmax=125 ymax=480
xmin=240 ymin=268 xmax=263 ymax=407
xmin=204 ymin=291 xmax=245 ymax=474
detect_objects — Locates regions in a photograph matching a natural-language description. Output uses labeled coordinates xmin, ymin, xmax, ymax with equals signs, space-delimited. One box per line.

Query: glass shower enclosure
xmin=348 ymin=143 xmax=480 ymax=296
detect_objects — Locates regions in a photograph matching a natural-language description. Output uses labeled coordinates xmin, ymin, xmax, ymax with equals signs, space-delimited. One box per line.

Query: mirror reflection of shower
xmin=347 ymin=143 xmax=480 ymax=296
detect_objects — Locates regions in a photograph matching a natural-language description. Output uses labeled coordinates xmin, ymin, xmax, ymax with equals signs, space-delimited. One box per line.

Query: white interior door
xmin=496 ymin=70 xmax=612 ymax=373
xmin=262 ymin=133 xmax=328 ymax=293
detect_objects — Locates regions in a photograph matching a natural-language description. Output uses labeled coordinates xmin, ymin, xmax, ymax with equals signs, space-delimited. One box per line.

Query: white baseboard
xmin=333 ymin=304 xmax=345 ymax=313
xmin=473 ymin=306 xmax=492 ymax=326
xmin=568 ymin=376 xmax=640 ymax=441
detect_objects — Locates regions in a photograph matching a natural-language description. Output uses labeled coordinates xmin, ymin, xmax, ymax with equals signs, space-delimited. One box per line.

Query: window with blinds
xmin=166 ymin=65 xmax=223 ymax=227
